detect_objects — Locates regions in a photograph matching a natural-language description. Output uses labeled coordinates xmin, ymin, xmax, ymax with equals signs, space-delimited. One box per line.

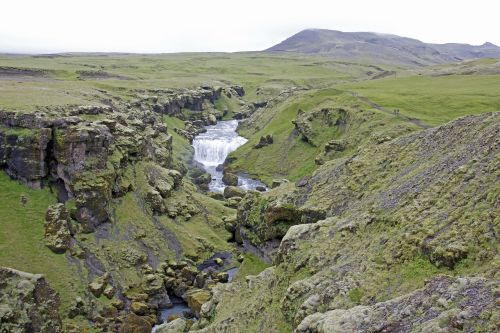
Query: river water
xmin=152 ymin=120 xmax=258 ymax=332
xmin=193 ymin=120 xmax=266 ymax=192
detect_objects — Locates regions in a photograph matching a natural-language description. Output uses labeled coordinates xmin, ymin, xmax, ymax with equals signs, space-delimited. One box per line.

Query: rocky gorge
xmin=0 ymin=84 xmax=263 ymax=332
xmin=0 ymin=50 xmax=499 ymax=333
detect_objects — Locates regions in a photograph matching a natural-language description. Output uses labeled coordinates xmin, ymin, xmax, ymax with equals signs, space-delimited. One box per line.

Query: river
xmin=192 ymin=120 xmax=266 ymax=192
xmin=152 ymin=120 xmax=260 ymax=331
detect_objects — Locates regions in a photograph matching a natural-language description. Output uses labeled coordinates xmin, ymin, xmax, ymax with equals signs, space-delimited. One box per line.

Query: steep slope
xmin=267 ymin=29 xmax=500 ymax=66
xmin=191 ymin=112 xmax=499 ymax=332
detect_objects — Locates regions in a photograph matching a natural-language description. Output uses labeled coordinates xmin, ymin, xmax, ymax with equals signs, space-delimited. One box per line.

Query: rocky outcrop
xmin=133 ymin=87 xmax=222 ymax=117
xmin=0 ymin=104 xmax=178 ymax=231
xmin=254 ymin=134 xmax=273 ymax=149
xmin=295 ymin=276 xmax=497 ymax=333
xmin=44 ymin=203 xmax=74 ymax=253
xmin=0 ymin=267 xmax=62 ymax=333
xmin=0 ymin=125 xmax=52 ymax=188
xmin=292 ymin=107 xmax=348 ymax=146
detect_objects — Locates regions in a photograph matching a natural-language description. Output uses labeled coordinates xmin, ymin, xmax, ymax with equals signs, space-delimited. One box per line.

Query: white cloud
xmin=1 ymin=0 xmax=499 ymax=53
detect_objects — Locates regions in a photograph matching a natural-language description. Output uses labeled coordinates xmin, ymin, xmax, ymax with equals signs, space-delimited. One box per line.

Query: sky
xmin=1 ymin=0 xmax=499 ymax=54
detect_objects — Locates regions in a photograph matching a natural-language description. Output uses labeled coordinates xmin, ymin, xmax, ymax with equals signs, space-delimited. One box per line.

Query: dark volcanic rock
xmin=0 ymin=267 xmax=62 ymax=333
xmin=0 ymin=126 xmax=52 ymax=188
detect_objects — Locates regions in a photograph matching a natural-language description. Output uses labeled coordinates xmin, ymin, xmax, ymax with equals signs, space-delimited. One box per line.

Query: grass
xmin=339 ymin=74 xmax=500 ymax=126
xmin=229 ymin=88 xmax=418 ymax=184
xmin=233 ymin=253 xmax=271 ymax=282
xmin=0 ymin=172 xmax=86 ymax=320
xmin=0 ymin=51 xmax=499 ymax=332
xmin=0 ymin=53 xmax=377 ymax=111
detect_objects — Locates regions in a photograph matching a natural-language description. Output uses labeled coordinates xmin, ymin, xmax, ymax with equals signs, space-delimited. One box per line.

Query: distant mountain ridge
xmin=267 ymin=29 xmax=500 ymax=66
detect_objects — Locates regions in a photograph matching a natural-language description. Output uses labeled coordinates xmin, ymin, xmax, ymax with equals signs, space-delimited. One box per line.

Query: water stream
xmin=192 ymin=120 xmax=266 ymax=192
xmin=152 ymin=120 xmax=257 ymax=331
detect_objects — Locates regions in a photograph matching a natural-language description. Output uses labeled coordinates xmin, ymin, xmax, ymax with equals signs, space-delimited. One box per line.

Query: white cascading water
xmin=193 ymin=120 xmax=265 ymax=192
xmin=193 ymin=121 xmax=248 ymax=167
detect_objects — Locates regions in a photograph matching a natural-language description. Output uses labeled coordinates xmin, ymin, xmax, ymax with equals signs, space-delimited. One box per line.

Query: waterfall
xmin=193 ymin=120 xmax=247 ymax=165
xmin=192 ymin=120 xmax=265 ymax=192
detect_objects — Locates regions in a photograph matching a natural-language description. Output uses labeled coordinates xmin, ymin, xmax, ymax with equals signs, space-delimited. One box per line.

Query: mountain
xmin=267 ymin=29 xmax=500 ymax=66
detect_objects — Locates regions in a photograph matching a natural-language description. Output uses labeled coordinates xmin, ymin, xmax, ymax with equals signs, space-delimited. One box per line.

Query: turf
xmin=339 ymin=74 xmax=500 ymax=126
xmin=0 ymin=173 xmax=86 ymax=318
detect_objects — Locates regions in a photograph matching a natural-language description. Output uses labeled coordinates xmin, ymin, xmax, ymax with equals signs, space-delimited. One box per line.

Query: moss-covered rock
xmin=118 ymin=313 xmax=152 ymax=333
xmin=0 ymin=267 xmax=62 ymax=333
xmin=44 ymin=203 xmax=73 ymax=253
xmin=223 ymin=186 xmax=245 ymax=199
xmin=186 ymin=289 xmax=211 ymax=316
xmin=221 ymin=171 xmax=238 ymax=186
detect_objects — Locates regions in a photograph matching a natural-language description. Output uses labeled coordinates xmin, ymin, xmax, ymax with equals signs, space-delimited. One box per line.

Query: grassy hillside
xmin=0 ymin=173 xmax=91 ymax=327
xmin=340 ymin=74 xmax=500 ymax=126
xmin=0 ymin=53 xmax=379 ymax=111
xmin=228 ymin=88 xmax=419 ymax=184
xmin=226 ymin=60 xmax=500 ymax=183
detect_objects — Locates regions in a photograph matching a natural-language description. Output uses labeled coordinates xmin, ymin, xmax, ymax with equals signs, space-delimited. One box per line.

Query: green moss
xmin=1 ymin=127 xmax=35 ymax=138
xmin=348 ymin=288 xmax=364 ymax=304
xmin=234 ymin=253 xmax=271 ymax=282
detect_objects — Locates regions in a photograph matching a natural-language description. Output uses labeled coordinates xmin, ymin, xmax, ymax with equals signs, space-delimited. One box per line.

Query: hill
xmin=267 ymin=29 xmax=500 ymax=66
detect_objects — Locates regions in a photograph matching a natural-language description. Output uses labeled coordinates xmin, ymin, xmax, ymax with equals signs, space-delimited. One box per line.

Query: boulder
xmin=256 ymin=185 xmax=267 ymax=192
xmin=254 ymin=134 xmax=273 ymax=149
xmin=223 ymin=186 xmax=246 ymax=199
xmin=181 ymin=266 xmax=199 ymax=283
xmin=154 ymin=318 xmax=187 ymax=333
xmin=118 ymin=313 xmax=152 ymax=333
xmin=88 ymin=280 xmax=106 ymax=298
xmin=222 ymin=172 xmax=238 ymax=186
xmin=0 ymin=267 xmax=62 ymax=332
xmin=216 ymin=272 xmax=229 ymax=283
xmin=44 ymin=203 xmax=73 ymax=253
xmin=186 ymin=289 xmax=211 ymax=316
xmin=324 ymin=139 xmax=346 ymax=152
xmin=130 ymin=301 xmax=149 ymax=315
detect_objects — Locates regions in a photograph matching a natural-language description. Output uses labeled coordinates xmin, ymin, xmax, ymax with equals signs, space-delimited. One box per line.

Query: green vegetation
xmin=229 ymin=88 xmax=418 ymax=183
xmin=0 ymin=50 xmax=499 ymax=333
xmin=234 ymin=253 xmax=271 ymax=282
xmin=0 ymin=53 xmax=376 ymax=111
xmin=0 ymin=173 xmax=87 ymax=323
xmin=340 ymin=74 xmax=500 ymax=126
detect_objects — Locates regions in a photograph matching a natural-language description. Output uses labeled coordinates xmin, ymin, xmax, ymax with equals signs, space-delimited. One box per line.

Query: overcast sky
xmin=1 ymin=0 xmax=499 ymax=54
